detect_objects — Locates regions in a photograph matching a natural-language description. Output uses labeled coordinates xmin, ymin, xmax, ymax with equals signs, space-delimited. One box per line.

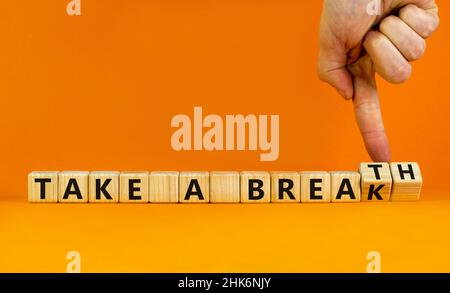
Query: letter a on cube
xmin=330 ymin=171 xmax=361 ymax=202
xmin=179 ymin=172 xmax=210 ymax=203
xmin=59 ymin=171 xmax=89 ymax=203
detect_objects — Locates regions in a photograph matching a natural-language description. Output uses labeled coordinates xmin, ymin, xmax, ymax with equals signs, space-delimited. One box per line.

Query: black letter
xmin=278 ymin=179 xmax=295 ymax=200
xmin=129 ymin=179 xmax=142 ymax=200
xmin=96 ymin=178 xmax=112 ymax=200
xmin=398 ymin=164 xmax=415 ymax=180
xmin=336 ymin=178 xmax=356 ymax=200
xmin=368 ymin=164 xmax=383 ymax=180
xmin=368 ymin=184 xmax=384 ymax=200
xmin=310 ymin=178 xmax=322 ymax=200
xmin=184 ymin=179 xmax=204 ymax=200
xmin=34 ymin=178 xmax=51 ymax=199
xmin=249 ymin=179 xmax=264 ymax=200
xmin=63 ymin=178 xmax=83 ymax=200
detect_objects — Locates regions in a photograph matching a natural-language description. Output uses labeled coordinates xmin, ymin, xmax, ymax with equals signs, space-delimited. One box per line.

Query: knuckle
xmin=380 ymin=15 xmax=399 ymax=32
xmin=364 ymin=30 xmax=381 ymax=49
xmin=407 ymin=39 xmax=426 ymax=61
xmin=390 ymin=62 xmax=412 ymax=84
xmin=421 ymin=16 xmax=439 ymax=38
xmin=399 ymin=4 xmax=416 ymax=20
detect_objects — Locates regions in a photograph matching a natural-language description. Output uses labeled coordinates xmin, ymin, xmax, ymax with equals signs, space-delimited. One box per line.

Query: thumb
xmin=348 ymin=55 xmax=391 ymax=162
xmin=317 ymin=45 xmax=355 ymax=100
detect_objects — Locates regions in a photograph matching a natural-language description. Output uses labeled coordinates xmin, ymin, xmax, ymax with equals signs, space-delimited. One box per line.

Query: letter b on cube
xmin=240 ymin=171 xmax=270 ymax=203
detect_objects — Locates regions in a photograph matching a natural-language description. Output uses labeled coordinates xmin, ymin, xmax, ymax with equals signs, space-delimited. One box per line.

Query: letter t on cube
xmin=28 ymin=171 xmax=59 ymax=202
xmin=360 ymin=163 xmax=392 ymax=201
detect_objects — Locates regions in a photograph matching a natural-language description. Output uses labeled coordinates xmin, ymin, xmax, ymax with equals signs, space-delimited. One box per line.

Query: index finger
xmin=349 ymin=55 xmax=391 ymax=162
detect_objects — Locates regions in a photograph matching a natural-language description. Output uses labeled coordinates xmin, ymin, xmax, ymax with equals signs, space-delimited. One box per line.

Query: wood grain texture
xmin=270 ymin=171 xmax=300 ymax=203
xmin=360 ymin=163 xmax=392 ymax=201
xmin=330 ymin=171 xmax=361 ymax=203
xmin=119 ymin=172 xmax=149 ymax=203
xmin=390 ymin=162 xmax=422 ymax=201
xmin=88 ymin=171 xmax=119 ymax=203
xmin=149 ymin=171 xmax=179 ymax=203
xmin=58 ymin=171 xmax=89 ymax=203
xmin=210 ymin=171 xmax=240 ymax=203
xmin=299 ymin=171 xmax=330 ymax=203
xmin=179 ymin=172 xmax=210 ymax=203
xmin=240 ymin=171 xmax=271 ymax=203
xmin=28 ymin=171 xmax=59 ymax=203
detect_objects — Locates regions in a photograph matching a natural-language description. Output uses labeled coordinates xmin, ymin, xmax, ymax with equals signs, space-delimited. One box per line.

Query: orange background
xmin=0 ymin=0 xmax=449 ymax=272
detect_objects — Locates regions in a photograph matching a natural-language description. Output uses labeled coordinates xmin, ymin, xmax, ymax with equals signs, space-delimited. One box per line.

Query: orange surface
xmin=1 ymin=1 xmax=450 ymax=272
xmin=1 ymin=191 xmax=450 ymax=272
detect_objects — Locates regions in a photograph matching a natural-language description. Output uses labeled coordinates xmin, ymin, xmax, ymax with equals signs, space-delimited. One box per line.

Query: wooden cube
xmin=270 ymin=172 xmax=300 ymax=203
xmin=119 ymin=171 xmax=149 ymax=203
xmin=58 ymin=171 xmax=89 ymax=203
xmin=210 ymin=171 xmax=240 ymax=203
xmin=149 ymin=171 xmax=179 ymax=203
xmin=330 ymin=171 xmax=361 ymax=203
xmin=28 ymin=171 xmax=59 ymax=203
xmin=179 ymin=172 xmax=209 ymax=203
xmin=240 ymin=171 xmax=270 ymax=203
xmin=390 ymin=162 xmax=422 ymax=201
xmin=360 ymin=163 xmax=392 ymax=201
xmin=300 ymin=171 xmax=330 ymax=203
xmin=88 ymin=171 xmax=119 ymax=203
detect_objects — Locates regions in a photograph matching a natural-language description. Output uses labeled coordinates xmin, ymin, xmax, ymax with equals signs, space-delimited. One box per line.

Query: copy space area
xmin=1 ymin=188 xmax=449 ymax=272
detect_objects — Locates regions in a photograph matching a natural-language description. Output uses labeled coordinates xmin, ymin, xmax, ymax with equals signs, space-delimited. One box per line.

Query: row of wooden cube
xmin=28 ymin=162 xmax=422 ymax=203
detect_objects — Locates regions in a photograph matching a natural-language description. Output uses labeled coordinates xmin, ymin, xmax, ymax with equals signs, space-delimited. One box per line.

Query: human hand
xmin=318 ymin=0 xmax=439 ymax=161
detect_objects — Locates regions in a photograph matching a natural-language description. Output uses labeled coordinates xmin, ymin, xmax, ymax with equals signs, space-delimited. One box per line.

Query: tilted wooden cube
xmin=360 ymin=163 xmax=392 ymax=201
xmin=390 ymin=162 xmax=422 ymax=201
